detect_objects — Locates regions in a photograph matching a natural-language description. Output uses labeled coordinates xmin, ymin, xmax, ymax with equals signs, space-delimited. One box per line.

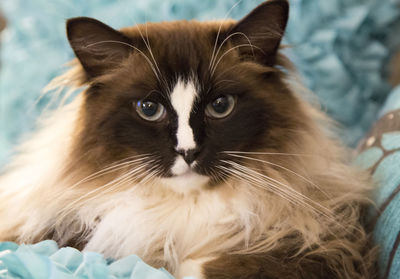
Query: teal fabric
xmin=353 ymin=147 xmax=383 ymax=169
xmin=374 ymin=195 xmax=400 ymax=279
xmin=355 ymin=86 xmax=400 ymax=279
xmin=379 ymin=86 xmax=400 ymax=118
xmin=374 ymin=152 xmax=400 ymax=207
xmin=0 ymin=241 xmax=176 ymax=279
xmin=381 ymin=132 xmax=400 ymax=151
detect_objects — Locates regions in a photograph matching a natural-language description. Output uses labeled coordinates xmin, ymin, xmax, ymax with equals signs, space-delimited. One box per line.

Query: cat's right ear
xmin=67 ymin=17 xmax=133 ymax=79
xmin=227 ymin=0 xmax=289 ymax=66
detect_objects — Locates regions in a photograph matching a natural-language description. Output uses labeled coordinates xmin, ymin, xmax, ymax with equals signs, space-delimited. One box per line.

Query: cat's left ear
xmin=67 ymin=17 xmax=133 ymax=79
xmin=228 ymin=0 xmax=289 ymax=65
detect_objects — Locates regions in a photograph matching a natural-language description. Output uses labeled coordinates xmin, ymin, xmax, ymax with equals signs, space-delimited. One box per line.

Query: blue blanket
xmin=354 ymin=85 xmax=400 ymax=279
xmin=0 ymin=241 xmax=184 ymax=279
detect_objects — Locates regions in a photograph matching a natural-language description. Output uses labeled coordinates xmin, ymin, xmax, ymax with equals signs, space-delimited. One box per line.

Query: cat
xmin=0 ymin=0 xmax=376 ymax=278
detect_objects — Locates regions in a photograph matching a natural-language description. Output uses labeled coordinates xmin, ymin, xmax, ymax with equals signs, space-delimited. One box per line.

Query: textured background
xmin=1 ymin=0 xmax=400 ymax=166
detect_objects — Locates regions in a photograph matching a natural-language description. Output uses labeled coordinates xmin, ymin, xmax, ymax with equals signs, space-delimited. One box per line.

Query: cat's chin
xmin=159 ymin=171 xmax=210 ymax=194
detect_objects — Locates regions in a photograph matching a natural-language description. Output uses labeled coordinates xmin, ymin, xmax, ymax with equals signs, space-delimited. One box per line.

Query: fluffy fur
xmin=0 ymin=1 xmax=376 ymax=278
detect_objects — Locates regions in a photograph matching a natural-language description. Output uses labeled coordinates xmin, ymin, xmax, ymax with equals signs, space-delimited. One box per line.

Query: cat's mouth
xmin=174 ymin=167 xmax=195 ymax=177
xmin=158 ymin=156 xmax=210 ymax=193
xmin=160 ymin=172 xmax=210 ymax=194
xmin=170 ymin=156 xmax=197 ymax=176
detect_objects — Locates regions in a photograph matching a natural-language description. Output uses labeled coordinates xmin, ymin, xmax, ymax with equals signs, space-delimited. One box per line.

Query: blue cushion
xmin=355 ymin=85 xmax=400 ymax=279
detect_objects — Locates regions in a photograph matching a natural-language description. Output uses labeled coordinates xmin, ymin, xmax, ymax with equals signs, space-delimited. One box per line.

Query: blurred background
xmin=1 ymin=0 xmax=400 ymax=166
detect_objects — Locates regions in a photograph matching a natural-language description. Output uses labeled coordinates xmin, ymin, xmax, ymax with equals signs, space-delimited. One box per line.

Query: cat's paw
xmin=178 ymin=258 xmax=212 ymax=279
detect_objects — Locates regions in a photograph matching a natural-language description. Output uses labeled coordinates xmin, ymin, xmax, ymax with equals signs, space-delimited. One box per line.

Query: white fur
xmin=0 ymin=99 xmax=81 ymax=241
xmin=178 ymin=258 xmax=212 ymax=279
xmin=163 ymin=157 xmax=209 ymax=194
xmin=83 ymin=183 xmax=256 ymax=277
xmin=170 ymin=78 xmax=198 ymax=151
xmin=171 ymin=156 xmax=191 ymax=175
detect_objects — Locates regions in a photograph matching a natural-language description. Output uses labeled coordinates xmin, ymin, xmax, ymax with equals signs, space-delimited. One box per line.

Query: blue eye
xmin=206 ymin=95 xmax=235 ymax=119
xmin=135 ymin=100 xmax=166 ymax=121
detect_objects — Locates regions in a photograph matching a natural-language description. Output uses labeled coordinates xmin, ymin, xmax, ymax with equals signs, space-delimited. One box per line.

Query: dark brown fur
xmin=204 ymin=234 xmax=378 ymax=279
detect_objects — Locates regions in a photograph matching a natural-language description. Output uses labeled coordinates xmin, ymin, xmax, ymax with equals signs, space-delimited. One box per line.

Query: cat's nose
xmin=176 ymin=148 xmax=200 ymax=165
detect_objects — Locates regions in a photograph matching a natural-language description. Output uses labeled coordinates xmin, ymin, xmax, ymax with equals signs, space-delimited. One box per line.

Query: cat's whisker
xmin=85 ymin=40 xmax=161 ymax=83
xmin=85 ymin=159 xmax=158 ymax=197
xmin=209 ymin=168 xmax=224 ymax=184
xmin=137 ymin=24 xmax=170 ymax=96
xmin=222 ymin=150 xmax=318 ymax=157
xmin=56 ymin=158 xmax=159 ymax=224
xmin=138 ymin=161 xmax=163 ymax=185
xmin=222 ymin=164 xmax=312 ymax=211
xmin=210 ymin=31 xmax=245 ymax=71
xmin=225 ymin=160 xmax=334 ymax=215
xmin=45 ymin=155 xmax=154 ymax=207
xmin=208 ymin=0 xmax=244 ymax=72
xmin=221 ymin=160 xmax=337 ymax=222
xmin=210 ymin=31 xmax=258 ymax=75
xmin=137 ymin=24 xmax=162 ymax=76
xmin=225 ymin=153 xmax=331 ymax=198
xmin=62 ymin=154 xmax=154 ymax=192
xmin=218 ymin=164 xmax=350 ymax=238
xmin=58 ymin=168 xmax=145 ymax=216
xmin=49 ymin=166 xmax=147 ymax=238
xmin=54 ymin=172 xmax=146 ymax=233
xmin=216 ymin=164 xmax=307 ymax=210
xmin=211 ymin=43 xmax=264 ymax=76
xmin=220 ymin=161 xmax=353 ymax=234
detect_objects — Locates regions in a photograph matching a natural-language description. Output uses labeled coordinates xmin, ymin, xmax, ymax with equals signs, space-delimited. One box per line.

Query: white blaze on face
xmin=170 ymin=79 xmax=198 ymax=152
xmin=163 ymin=78 xmax=209 ymax=193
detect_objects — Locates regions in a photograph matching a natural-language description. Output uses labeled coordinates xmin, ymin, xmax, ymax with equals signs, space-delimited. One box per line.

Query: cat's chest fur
xmin=83 ymin=183 xmax=255 ymax=273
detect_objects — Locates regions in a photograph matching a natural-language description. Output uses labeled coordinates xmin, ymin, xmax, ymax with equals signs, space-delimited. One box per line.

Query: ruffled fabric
xmin=0 ymin=241 xmax=182 ymax=279
xmin=286 ymin=0 xmax=400 ymax=145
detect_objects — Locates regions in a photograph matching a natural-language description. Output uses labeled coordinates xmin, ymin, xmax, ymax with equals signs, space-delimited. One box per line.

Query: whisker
xmin=218 ymin=163 xmax=351 ymax=238
xmin=208 ymin=0 xmax=244 ymax=72
xmin=57 ymin=163 xmax=150 ymax=218
xmin=210 ymin=31 xmax=258 ymax=74
xmin=211 ymin=43 xmax=264 ymax=76
xmin=224 ymin=160 xmax=334 ymax=215
xmin=85 ymin=40 xmax=161 ymax=83
xmin=137 ymin=24 xmax=171 ymax=96
xmin=219 ymin=160 xmax=353 ymax=234
xmin=222 ymin=150 xmax=319 ymax=158
xmin=63 ymin=154 xmax=154 ymax=191
xmin=48 ymin=165 xmax=150 ymax=238
xmin=217 ymin=165 xmax=306 ymax=209
xmin=54 ymin=155 xmax=162 ymax=226
xmin=225 ymin=153 xmax=331 ymax=198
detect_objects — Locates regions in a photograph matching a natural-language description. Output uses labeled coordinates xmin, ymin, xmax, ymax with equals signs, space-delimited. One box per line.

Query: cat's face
xmin=68 ymin=0 xmax=302 ymax=193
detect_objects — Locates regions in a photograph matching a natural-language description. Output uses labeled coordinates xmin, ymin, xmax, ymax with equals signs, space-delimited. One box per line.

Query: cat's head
xmin=66 ymin=0 xmax=307 ymax=193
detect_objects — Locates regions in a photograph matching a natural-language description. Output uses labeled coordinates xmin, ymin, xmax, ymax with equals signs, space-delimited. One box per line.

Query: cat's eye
xmin=135 ymin=100 xmax=166 ymax=121
xmin=206 ymin=95 xmax=236 ymax=119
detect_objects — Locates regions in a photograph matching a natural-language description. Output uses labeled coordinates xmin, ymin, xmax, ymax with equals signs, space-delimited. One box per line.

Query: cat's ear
xmin=67 ymin=17 xmax=133 ymax=78
xmin=228 ymin=0 xmax=289 ymax=65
